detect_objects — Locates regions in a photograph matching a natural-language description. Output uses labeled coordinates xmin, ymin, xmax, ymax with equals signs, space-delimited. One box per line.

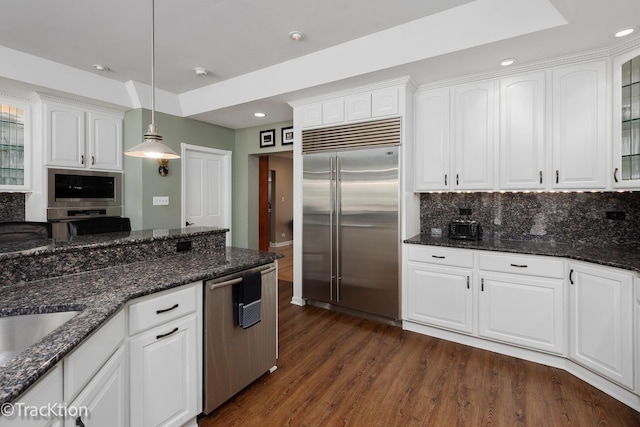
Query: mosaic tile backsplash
xmin=0 ymin=193 xmax=25 ymax=222
xmin=420 ymin=192 xmax=640 ymax=247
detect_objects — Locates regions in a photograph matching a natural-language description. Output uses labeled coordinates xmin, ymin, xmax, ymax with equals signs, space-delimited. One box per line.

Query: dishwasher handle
xmin=208 ymin=265 xmax=276 ymax=291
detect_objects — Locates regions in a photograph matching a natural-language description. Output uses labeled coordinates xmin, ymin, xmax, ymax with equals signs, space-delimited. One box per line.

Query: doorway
xmin=181 ymin=143 xmax=232 ymax=245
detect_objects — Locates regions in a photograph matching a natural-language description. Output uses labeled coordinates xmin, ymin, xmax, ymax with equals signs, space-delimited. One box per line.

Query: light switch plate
xmin=153 ymin=196 xmax=169 ymax=206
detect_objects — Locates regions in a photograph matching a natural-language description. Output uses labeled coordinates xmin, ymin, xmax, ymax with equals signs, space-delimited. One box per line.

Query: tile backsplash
xmin=420 ymin=192 xmax=640 ymax=247
xmin=0 ymin=193 xmax=25 ymax=222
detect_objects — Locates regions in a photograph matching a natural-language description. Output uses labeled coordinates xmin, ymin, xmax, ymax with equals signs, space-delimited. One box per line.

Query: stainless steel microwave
xmin=47 ymin=168 xmax=123 ymax=221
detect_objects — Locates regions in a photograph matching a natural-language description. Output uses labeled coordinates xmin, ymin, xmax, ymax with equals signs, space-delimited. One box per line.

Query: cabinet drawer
xmin=479 ymin=253 xmax=563 ymax=278
xmin=64 ymin=310 xmax=125 ymax=402
xmin=407 ymin=245 xmax=473 ymax=268
xmin=129 ymin=283 xmax=198 ymax=335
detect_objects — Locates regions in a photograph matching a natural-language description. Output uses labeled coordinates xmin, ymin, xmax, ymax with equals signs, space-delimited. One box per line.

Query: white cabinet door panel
xmin=346 ymin=93 xmax=371 ymax=121
xmin=453 ymin=81 xmax=495 ymax=190
xmin=407 ymin=262 xmax=473 ymax=333
xmin=45 ymin=103 xmax=85 ymax=168
xmin=130 ymin=314 xmax=197 ymax=427
xmin=552 ymin=61 xmax=607 ymax=189
xmin=569 ymin=262 xmax=634 ymax=389
xmin=499 ymin=72 xmax=546 ymax=190
xmin=87 ymin=111 xmax=122 ymax=170
xmin=372 ymin=87 xmax=398 ymax=117
xmin=414 ymin=89 xmax=450 ymax=191
xmin=479 ymin=273 xmax=564 ymax=354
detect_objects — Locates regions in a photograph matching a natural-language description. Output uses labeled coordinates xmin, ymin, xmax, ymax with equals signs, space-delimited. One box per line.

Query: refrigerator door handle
xmin=335 ymin=155 xmax=341 ymax=303
xmin=329 ymin=156 xmax=335 ymax=301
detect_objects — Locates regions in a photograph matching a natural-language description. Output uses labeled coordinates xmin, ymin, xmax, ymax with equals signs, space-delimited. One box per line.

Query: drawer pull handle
xmin=157 ymin=327 xmax=179 ymax=340
xmin=510 ymin=263 xmax=528 ymax=268
xmin=156 ymin=303 xmax=179 ymax=314
xmin=444 ymin=174 xmax=447 ymax=186
xmin=467 ymin=276 xmax=469 ymax=289
xmin=432 ymin=255 xmax=445 ymax=259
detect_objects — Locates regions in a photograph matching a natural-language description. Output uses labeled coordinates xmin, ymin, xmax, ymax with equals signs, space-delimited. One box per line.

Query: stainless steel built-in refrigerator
xmin=302 ymin=141 xmax=399 ymax=320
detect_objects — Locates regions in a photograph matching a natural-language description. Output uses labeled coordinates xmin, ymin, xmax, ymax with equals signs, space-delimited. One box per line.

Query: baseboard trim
xmin=269 ymin=240 xmax=293 ymax=248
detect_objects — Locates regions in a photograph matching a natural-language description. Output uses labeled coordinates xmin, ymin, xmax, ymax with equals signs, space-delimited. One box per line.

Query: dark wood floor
xmin=200 ymin=279 xmax=640 ymax=426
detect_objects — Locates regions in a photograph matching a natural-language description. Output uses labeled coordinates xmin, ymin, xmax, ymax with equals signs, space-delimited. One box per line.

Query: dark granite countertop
xmin=404 ymin=234 xmax=640 ymax=274
xmin=0 ymin=245 xmax=282 ymax=405
xmin=0 ymin=226 xmax=226 ymax=258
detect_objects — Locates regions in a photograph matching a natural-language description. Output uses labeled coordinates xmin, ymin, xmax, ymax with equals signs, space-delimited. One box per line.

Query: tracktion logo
xmin=1 ymin=402 xmax=89 ymax=419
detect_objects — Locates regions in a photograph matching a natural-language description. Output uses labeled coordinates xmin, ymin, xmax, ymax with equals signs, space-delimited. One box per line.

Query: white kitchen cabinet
xmin=65 ymin=347 xmax=126 ymax=427
xmin=407 ymin=262 xmax=473 ymax=333
xmin=414 ymin=88 xmax=450 ymax=191
xmin=301 ymin=103 xmax=322 ymax=128
xmin=552 ymin=61 xmax=608 ymax=189
xmin=0 ymin=365 xmax=63 ymax=427
xmin=479 ymin=273 xmax=564 ymax=354
xmin=568 ymin=262 xmax=634 ymax=389
xmin=322 ymin=99 xmax=345 ymax=125
xmin=453 ymin=80 xmax=495 ymax=190
xmin=128 ymin=282 xmax=201 ymax=427
xmin=499 ymin=72 xmax=546 ymax=190
xmin=129 ymin=313 xmax=198 ymax=427
xmin=371 ymin=87 xmax=398 ymax=117
xmin=405 ymin=245 xmax=474 ymax=333
xmin=346 ymin=93 xmax=372 ymax=122
xmin=478 ymin=252 xmax=564 ymax=354
xmin=0 ymin=97 xmax=30 ymax=191
xmin=44 ymin=101 xmax=122 ymax=171
xmin=86 ymin=111 xmax=123 ymax=171
xmin=613 ymin=48 xmax=640 ymax=188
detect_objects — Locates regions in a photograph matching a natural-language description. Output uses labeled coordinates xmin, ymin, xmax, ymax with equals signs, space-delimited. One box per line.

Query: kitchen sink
xmin=0 ymin=311 xmax=80 ymax=367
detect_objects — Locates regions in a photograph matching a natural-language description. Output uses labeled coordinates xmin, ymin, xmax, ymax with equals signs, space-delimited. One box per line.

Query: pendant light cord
xmin=151 ymin=0 xmax=156 ymax=127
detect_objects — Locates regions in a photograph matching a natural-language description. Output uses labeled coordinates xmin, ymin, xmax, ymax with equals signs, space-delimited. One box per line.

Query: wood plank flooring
xmin=200 ymin=247 xmax=640 ymax=426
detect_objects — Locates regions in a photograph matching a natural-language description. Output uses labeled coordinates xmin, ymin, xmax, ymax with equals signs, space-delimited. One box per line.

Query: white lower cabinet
xmin=478 ymin=273 xmax=564 ymax=354
xmin=568 ymin=262 xmax=634 ymax=389
xmin=407 ymin=262 xmax=473 ymax=333
xmin=128 ymin=282 xmax=201 ymax=427
xmin=0 ymin=365 xmax=63 ymax=427
xmin=65 ymin=347 xmax=126 ymax=427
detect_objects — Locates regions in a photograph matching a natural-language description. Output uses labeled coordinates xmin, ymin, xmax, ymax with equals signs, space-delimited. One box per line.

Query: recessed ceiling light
xmin=614 ymin=27 xmax=637 ymax=38
xmin=254 ymin=112 xmax=266 ymax=118
xmin=499 ymin=58 xmax=517 ymax=67
xmin=92 ymin=64 xmax=110 ymax=72
xmin=289 ymin=31 xmax=305 ymax=42
xmin=194 ymin=67 xmax=208 ymax=76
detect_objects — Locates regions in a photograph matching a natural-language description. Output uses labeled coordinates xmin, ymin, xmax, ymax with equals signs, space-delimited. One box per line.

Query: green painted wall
xmin=124 ymin=109 xmax=235 ymax=231
xmin=233 ymin=121 xmax=293 ymax=249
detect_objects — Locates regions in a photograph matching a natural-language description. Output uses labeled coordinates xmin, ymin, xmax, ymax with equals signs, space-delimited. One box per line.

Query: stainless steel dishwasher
xmin=203 ymin=262 xmax=278 ymax=414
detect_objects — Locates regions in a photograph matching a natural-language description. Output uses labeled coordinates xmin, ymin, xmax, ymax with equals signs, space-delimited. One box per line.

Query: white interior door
xmin=181 ymin=144 xmax=232 ymax=245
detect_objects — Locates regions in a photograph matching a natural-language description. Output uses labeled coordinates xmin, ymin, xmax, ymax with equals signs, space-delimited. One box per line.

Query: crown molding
xmin=416 ymin=36 xmax=640 ymax=92
xmin=29 ymin=92 xmax=124 ymax=117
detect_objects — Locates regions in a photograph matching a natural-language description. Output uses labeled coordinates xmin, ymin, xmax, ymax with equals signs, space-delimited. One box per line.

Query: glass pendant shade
xmin=126 ymin=124 xmax=180 ymax=159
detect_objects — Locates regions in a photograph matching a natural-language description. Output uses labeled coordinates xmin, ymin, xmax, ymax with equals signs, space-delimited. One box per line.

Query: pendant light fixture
xmin=125 ymin=0 xmax=180 ymax=160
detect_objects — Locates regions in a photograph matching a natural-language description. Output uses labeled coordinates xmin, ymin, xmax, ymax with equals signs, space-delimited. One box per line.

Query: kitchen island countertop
xmin=405 ymin=234 xmax=640 ymax=274
xmin=0 ymin=229 xmax=282 ymax=406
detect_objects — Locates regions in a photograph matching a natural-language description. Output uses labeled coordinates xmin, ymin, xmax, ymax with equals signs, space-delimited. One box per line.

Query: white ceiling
xmin=0 ymin=0 xmax=638 ymax=129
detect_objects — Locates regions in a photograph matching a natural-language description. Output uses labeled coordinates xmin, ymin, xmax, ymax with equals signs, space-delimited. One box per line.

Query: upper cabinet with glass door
xmin=0 ymin=99 xmax=29 ymax=191
xmin=613 ymin=48 xmax=640 ymax=188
